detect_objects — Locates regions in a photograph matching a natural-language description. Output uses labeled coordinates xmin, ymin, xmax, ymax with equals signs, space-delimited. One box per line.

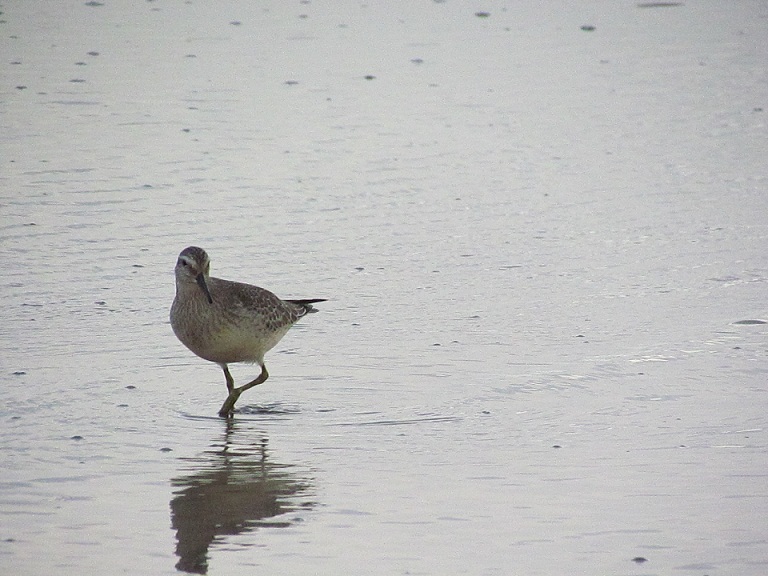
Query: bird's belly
xmin=189 ymin=324 xmax=291 ymax=364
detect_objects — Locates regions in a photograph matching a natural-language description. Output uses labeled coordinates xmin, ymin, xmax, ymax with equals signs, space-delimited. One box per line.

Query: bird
xmin=170 ymin=246 xmax=325 ymax=417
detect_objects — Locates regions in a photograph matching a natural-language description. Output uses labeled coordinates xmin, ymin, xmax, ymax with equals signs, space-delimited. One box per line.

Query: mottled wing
xmin=218 ymin=279 xmax=301 ymax=331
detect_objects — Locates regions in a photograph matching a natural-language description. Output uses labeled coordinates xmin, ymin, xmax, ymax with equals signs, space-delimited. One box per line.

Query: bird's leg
xmin=221 ymin=364 xmax=235 ymax=393
xmin=238 ymin=365 xmax=270 ymax=393
xmin=218 ymin=365 xmax=270 ymax=417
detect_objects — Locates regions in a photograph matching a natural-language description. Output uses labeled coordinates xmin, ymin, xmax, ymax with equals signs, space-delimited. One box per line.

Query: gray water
xmin=2 ymin=1 xmax=767 ymax=574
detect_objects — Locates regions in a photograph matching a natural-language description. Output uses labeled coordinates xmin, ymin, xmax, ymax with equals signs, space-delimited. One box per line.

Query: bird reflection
xmin=170 ymin=420 xmax=313 ymax=574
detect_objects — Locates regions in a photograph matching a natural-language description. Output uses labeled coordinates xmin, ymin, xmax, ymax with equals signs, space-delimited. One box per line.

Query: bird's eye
xmin=178 ymin=259 xmax=187 ymax=267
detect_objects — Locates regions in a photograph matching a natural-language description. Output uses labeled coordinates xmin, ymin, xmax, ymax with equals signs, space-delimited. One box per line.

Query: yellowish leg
xmin=222 ymin=365 xmax=235 ymax=393
xmin=218 ymin=365 xmax=269 ymax=417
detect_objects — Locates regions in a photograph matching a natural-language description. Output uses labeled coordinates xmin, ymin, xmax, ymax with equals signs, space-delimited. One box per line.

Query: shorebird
xmin=170 ymin=246 xmax=325 ymax=417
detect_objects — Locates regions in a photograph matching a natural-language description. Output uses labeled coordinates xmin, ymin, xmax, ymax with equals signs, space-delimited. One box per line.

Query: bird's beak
xmin=196 ymin=273 xmax=213 ymax=304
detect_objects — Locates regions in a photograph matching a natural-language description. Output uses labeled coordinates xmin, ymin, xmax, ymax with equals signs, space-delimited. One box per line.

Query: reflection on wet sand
xmin=170 ymin=421 xmax=313 ymax=574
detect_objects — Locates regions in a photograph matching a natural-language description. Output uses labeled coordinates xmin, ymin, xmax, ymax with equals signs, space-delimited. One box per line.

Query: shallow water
xmin=2 ymin=1 xmax=767 ymax=574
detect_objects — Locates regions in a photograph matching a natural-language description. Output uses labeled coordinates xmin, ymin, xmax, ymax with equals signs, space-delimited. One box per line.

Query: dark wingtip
xmin=288 ymin=298 xmax=327 ymax=314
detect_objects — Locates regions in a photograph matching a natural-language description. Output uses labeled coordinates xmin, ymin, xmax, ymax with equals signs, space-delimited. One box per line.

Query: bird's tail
xmin=288 ymin=298 xmax=327 ymax=316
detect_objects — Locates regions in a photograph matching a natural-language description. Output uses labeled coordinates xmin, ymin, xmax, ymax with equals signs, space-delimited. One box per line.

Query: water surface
xmin=2 ymin=1 xmax=767 ymax=574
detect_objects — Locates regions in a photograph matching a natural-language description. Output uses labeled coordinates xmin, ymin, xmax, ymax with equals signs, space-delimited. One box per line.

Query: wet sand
xmin=2 ymin=1 xmax=767 ymax=574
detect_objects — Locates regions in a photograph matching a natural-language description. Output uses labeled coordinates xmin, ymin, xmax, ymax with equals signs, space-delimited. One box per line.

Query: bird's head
xmin=175 ymin=246 xmax=213 ymax=304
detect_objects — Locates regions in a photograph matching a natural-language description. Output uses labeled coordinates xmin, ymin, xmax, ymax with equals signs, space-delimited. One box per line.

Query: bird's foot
xmin=218 ymin=389 xmax=241 ymax=418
